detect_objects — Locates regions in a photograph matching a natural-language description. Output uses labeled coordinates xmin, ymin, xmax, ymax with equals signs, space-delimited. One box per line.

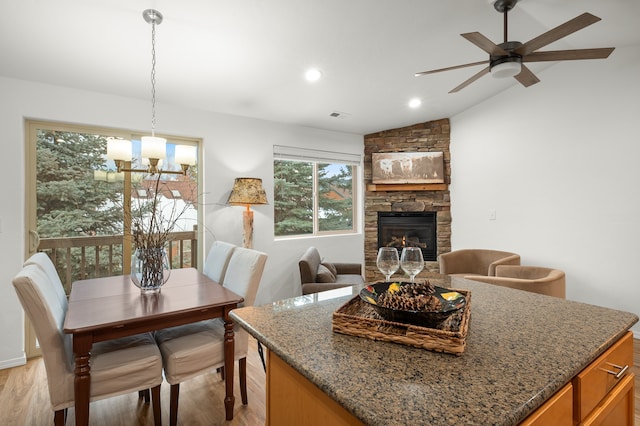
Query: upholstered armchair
xmin=467 ymin=265 xmax=566 ymax=298
xmin=299 ymin=246 xmax=364 ymax=295
xmin=438 ymin=249 xmax=520 ymax=277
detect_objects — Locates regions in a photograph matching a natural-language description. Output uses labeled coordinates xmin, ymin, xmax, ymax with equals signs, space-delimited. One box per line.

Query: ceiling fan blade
xmin=449 ymin=66 xmax=490 ymax=93
xmin=461 ymin=32 xmax=508 ymax=55
xmin=415 ymin=60 xmax=488 ymax=76
xmin=514 ymin=64 xmax=540 ymax=88
xmin=515 ymin=12 xmax=602 ymax=57
xmin=523 ymin=47 xmax=615 ymax=62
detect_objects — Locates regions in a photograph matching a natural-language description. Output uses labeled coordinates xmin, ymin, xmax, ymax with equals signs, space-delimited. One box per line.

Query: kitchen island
xmin=230 ymin=276 xmax=637 ymax=425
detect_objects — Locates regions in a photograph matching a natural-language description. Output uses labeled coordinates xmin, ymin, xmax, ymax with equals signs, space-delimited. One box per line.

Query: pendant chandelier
xmin=107 ymin=9 xmax=196 ymax=176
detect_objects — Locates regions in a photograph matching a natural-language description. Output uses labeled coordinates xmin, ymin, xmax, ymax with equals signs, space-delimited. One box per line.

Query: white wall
xmin=0 ymin=76 xmax=364 ymax=369
xmin=450 ymin=46 xmax=640 ymax=334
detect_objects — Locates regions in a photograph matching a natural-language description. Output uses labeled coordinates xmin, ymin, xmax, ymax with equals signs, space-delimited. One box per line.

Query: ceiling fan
xmin=415 ymin=0 xmax=615 ymax=93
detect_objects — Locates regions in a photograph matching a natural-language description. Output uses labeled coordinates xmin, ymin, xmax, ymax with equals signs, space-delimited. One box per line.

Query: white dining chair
xmin=155 ymin=247 xmax=267 ymax=426
xmin=12 ymin=258 xmax=164 ymax=426
xmin=202 ymin=240 xmax=236 ymax=283
xmin=24 ymin=252 xmax=156 ymax=402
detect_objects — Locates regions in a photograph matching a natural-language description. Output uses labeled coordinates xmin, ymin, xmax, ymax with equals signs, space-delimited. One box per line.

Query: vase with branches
xmin=129 ymin=174 xmax=194 ymax=294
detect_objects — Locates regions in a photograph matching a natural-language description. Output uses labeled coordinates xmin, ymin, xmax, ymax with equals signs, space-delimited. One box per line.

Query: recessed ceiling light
xmin=409 ymin=98 xmax=422 ymax=108
xmin=305 ymin=68 xmax=322 ymax=82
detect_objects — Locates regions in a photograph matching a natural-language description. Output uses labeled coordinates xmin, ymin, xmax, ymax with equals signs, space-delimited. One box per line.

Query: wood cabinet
xmin=521 ymin=331 xmax=635 ymax=426
xmin=266 ymin=331 xmax=635 ymax=426
xmin=267 ymin=351 xmax=364 ymax=426
xmin=580 ymin=373 xmax=634 ymax=426
xmin=520 ymin=383 xmax=573 ymax=426
xmin=574 ymin=331 xmax=635 ymax=425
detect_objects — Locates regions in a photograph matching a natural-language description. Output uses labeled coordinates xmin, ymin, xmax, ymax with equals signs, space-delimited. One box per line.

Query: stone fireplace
xmin=364 ymin=119 xmax=451 ymax=282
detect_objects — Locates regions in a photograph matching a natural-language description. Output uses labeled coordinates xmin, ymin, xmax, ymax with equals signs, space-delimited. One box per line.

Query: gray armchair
xmin=299 ymin=246 xmax=364 ymax=295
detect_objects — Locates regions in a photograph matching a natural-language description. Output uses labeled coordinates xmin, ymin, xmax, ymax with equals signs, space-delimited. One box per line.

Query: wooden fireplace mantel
xmin=366 ymin=183 xmax=448 ymax=192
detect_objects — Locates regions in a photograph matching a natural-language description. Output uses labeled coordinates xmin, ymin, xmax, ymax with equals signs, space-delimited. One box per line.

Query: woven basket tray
xmin=332 ymin=289 xmax=471 ymax=355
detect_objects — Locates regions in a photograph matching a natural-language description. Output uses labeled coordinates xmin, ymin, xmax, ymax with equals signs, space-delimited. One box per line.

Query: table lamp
xmin=227 ymin=177 xmax=268 ymax=248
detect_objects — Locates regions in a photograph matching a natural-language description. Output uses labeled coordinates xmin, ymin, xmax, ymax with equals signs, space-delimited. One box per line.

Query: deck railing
xmin=37 ymin=230 xmax=197 ymax=294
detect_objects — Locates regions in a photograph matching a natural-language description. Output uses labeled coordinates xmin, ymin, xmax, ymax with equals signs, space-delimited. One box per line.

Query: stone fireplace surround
xmin=364 ymin=118 xmax=451 ymax=282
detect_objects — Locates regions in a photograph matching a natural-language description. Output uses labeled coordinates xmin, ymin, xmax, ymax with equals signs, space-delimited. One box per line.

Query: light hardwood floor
xmin=0 ymin=338 xmax=266 ymax=426
xmin=1 ymin=338 xmax=638 ymax=425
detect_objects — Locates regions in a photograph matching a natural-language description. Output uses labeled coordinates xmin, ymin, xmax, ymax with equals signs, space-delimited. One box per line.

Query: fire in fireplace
xmin=377 ymin=212 xmax=437 ymax=261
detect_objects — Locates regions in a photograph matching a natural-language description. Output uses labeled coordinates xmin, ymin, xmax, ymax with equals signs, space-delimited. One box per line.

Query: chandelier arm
xmin=115 ymin=162 xmax=186 ymax=176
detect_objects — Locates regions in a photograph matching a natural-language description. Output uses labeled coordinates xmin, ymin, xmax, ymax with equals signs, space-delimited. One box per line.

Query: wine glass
xmin=400 ymin=247 xmax=424 ymax=283
xmin=376 ymin=247 xmax=400 ymax=282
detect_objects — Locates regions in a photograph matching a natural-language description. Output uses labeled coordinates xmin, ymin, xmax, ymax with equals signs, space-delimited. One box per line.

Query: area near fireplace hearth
xmin=364 ymin=118 xmax=451 ymax=282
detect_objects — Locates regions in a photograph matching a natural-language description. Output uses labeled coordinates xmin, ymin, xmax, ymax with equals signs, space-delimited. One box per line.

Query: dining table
xmin=63 ymin=267 xmax=244 ymax=426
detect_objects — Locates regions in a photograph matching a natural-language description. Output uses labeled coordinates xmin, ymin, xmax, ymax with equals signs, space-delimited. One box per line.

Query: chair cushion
xmin=321 ymin=262 xmax=338 ymax=277
xmin=316 ymin=264 xmax=336 ymax=283
xmin=88 ymin=333 xmax=163 ymax=404
xmin=155 ymin=319 xmax=249 ymax=384
xmin=495 ymin=265 xmax=559 ymax=280
xmin=334 ymin=274 xmax=365 ymax=285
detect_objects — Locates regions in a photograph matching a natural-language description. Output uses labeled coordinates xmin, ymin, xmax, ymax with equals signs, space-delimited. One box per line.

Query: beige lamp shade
xmin=227 ymin=178 xmax=268 ymax=205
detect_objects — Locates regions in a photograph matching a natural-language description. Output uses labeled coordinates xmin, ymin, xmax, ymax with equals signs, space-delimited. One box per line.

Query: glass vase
xmin=131 ymin=247 xmax=171 ymax=294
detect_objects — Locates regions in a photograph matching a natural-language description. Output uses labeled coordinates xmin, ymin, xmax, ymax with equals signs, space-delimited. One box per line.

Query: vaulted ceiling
xmin=1 ymin=0 xmax=638 ymax=134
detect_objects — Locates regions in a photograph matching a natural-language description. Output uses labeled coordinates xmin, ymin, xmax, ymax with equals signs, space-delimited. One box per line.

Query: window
xmin=273 ymin=145 xmax=360 ymax=237
xmin=26 ymin=120 xmax=202 ymax=284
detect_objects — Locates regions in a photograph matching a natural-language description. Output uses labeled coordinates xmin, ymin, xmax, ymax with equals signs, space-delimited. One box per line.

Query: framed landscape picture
xmin=372 ymin=152 xmax=444 ymax=184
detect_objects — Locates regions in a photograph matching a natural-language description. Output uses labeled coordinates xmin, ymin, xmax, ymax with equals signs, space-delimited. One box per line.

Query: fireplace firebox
xmin=377 ymin=212 xmax=437 ymax=261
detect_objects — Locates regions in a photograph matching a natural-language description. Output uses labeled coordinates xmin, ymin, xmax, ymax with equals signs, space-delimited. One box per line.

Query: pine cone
xmin=378 ymin=282 xmax=442 ymax=311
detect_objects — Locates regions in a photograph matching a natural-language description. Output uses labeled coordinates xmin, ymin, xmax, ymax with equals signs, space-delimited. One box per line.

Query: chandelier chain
xmin=150 ymin=17 xmax=157 ymax=137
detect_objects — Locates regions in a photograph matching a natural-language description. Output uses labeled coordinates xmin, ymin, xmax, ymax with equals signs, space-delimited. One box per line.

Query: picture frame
xmin=372 ymin=152 xmax=444 ymax=184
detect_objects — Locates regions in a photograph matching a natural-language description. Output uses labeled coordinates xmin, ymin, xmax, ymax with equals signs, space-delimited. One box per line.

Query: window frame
xmin=273 ymin=145 xmax=361 ymax=239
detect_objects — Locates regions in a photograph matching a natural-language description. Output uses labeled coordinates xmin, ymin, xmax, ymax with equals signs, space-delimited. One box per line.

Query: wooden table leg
xmin=223 ymin=313 xmax=236 ymax=420
xmin=73 ymin=334 xmax=92 ymax=426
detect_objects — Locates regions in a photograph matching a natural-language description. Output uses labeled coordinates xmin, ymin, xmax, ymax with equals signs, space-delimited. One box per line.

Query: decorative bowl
xmin=359 ymin=281 xmax=466 ymax=327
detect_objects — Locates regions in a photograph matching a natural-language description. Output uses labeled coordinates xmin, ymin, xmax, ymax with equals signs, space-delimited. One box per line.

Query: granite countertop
xmin=230 ymin=275 xmax=638 ymax=426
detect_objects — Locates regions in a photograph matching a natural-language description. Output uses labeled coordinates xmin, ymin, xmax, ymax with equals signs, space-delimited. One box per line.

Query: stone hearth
xmin=364 ymin=119 xmax=451 ymax=282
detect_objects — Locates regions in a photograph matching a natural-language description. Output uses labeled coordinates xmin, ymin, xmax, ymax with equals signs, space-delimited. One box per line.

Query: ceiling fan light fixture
xmin=408 ymin=98 xmax=422 ymax=108
xmin=491 ymin=60 xmax=521 ymax=78
xmin=305 ymin=68 xmax=323 ymax=82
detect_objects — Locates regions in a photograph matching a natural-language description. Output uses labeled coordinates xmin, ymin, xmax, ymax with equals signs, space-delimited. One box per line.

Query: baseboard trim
xmin=0 ymin=353 xmax=27 ymax=370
